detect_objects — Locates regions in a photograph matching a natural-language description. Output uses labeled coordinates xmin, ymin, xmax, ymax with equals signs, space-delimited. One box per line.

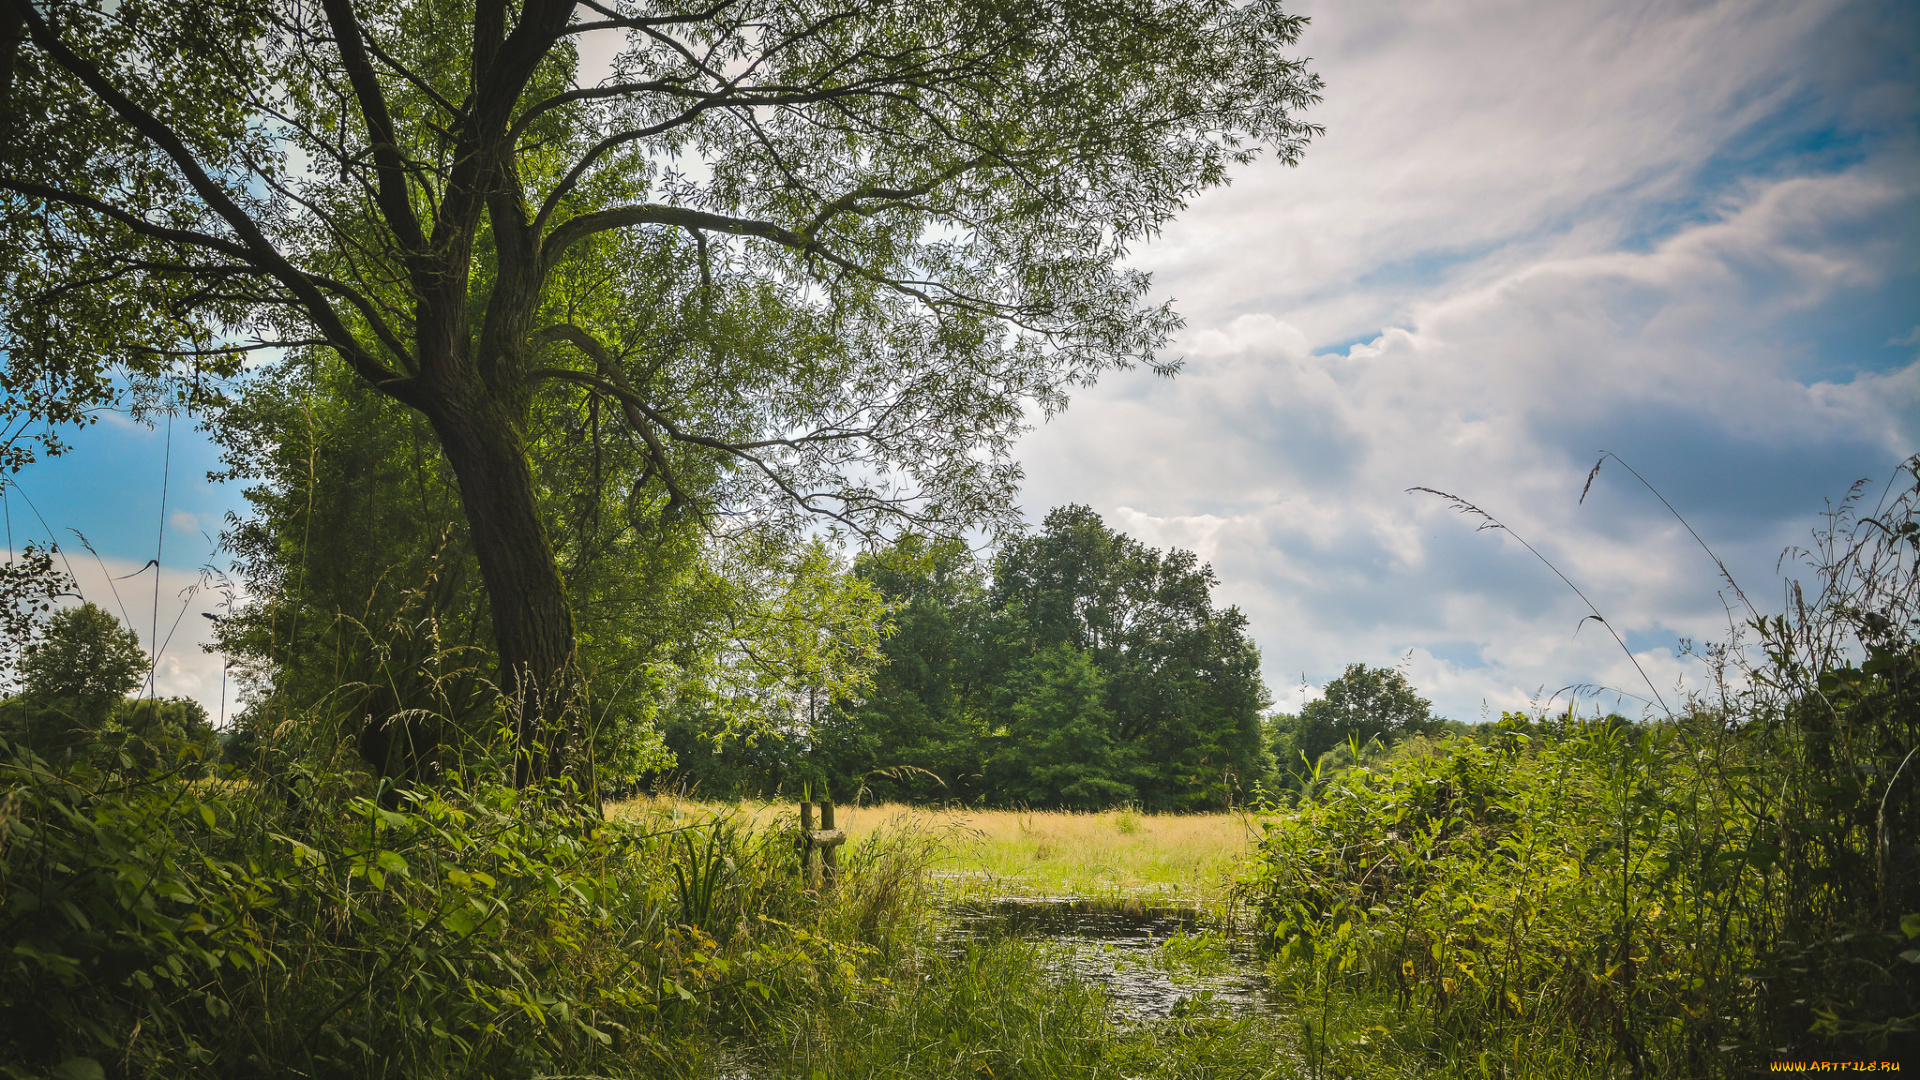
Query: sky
xmin=9 ymin=0 xmax=1917 ymax=724
xmin=1016 ymin=0 xmax=1920 ymax=719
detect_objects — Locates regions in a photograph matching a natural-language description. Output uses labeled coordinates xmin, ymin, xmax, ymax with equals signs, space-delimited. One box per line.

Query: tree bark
xmin=422 ymin=377 xmax=580 ymax=788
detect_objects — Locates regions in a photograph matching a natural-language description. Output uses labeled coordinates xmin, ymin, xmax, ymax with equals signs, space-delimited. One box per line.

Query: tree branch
xmin=0 ymin=178 xmax=252 ymax=260
xmin=16 ymin=3 xmax=417 ymax=401
xmin=560 ymin=0 xmax=743 ymax=38
xmin=526 ymin=356 xmax=898 ymax=535
xmin=318 ymin=0 xmax=428 ymax=254
xmin=358 ymin=26 xmax=464 ymax=121
xmin=530 ymin=324 xmax=695 ymax=514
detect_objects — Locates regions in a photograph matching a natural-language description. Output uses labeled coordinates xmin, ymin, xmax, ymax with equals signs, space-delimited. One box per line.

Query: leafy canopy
xmin=3 ymin=0 xmax=1323 ymax=535
xmin=21 ymin=601 xmax=146 ymax=714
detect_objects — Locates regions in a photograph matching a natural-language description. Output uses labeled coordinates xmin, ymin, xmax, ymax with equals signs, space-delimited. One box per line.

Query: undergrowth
xmin=1244 ymin=457 xmax=1920 ymax=1077
xmin=0 ymin=740 xmax=944 ymax=1079
xmin=760 ymin=933 xmax=1297 ymax=1080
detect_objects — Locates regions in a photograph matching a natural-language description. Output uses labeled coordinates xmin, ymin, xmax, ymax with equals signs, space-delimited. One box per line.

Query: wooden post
xmin=798 ymin=799 xmax=815 ymax=881
xmin=820 ymin=798 xmax=838 ymax=887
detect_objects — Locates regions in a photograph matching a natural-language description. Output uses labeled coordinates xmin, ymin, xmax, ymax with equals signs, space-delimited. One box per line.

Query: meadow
xmin=607 ymin=798 xmax=1261 ymax=904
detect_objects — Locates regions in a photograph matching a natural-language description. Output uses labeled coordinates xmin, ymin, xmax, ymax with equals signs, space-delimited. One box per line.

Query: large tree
xmin=990 ymin=504 xmax=1271 ymax=807
xmin=1 ymin=0 xmax=1320 ymax=781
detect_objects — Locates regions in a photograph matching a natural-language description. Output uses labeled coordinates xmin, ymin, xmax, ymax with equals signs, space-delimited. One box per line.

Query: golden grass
xmin=607 ymin=796 xmax=1263 ymax=904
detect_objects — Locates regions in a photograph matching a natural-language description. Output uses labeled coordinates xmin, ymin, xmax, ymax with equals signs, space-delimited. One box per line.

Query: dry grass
xmin=607 ymin=796 xmax=1263 ymax=904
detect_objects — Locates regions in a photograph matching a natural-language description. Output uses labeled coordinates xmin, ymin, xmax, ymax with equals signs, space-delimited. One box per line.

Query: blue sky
xmin=4 ymin=411 xmax=241 ymax=715
xmin=12 ymin=0 xmax=1919 ymax=722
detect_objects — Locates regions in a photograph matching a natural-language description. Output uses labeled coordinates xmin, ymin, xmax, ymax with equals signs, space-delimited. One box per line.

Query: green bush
xmin=0 ymin=736 xmax=915 ymax=1079
xmin=1248 ymin=719 xmax=1919 ymax=1075
xmin=1243 ymin=457 xmax=1920 ymax=1078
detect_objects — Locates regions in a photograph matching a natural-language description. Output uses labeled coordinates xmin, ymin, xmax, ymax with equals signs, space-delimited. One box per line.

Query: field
xmin=606 ymin=797 xmax=1263 ymax=904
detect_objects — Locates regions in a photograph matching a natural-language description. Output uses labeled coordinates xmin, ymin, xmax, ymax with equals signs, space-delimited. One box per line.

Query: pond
xmin=943 ymin=896 xmax=1275 ymax=1022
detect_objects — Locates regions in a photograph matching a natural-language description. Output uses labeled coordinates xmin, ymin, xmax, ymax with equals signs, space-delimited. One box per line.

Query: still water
xmin=943 ymin=896 xmax=1274 ymax=1022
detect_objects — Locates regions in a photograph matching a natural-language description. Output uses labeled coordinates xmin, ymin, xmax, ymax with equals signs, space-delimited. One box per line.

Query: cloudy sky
xmin=10 ymin=0 xmax=1917 ymax=723
xmin=1017 ymin=0 xmax=1919 ymax=718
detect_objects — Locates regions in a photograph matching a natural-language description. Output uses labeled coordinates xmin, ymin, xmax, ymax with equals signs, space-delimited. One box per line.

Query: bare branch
xmin=0 ymin=178 xmax=252 ymax=260
xmin=530 ymin=324 xmax=696 ymax=514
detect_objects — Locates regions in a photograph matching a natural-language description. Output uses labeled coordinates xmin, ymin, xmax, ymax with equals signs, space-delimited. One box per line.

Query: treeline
xmin=655 ymin=505 xmax=1273 ymax=811
xmin=193 ymin=359 xmax=1292 ymax=812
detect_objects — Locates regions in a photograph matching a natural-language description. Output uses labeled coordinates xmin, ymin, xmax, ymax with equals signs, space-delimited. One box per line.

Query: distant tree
xmin=21 ymin=602 xmax=145 ymax=711
xmin=986 ymin=644 xmax=1134 ymax=810
xmin=6 ymin=0 xmax=1321 ymax=786
xmin=112 ymin=696 xmax=218 ymax=773
xmin=656 ymin=512 xmax=1274 ymax=809
xmin=649 ymin=539 xmax=891 ymax=800
xmin=839 ymin=535 xmax=992 ymax=803
xmin=991 ymin=505 xmax=1271 ymax=809
xmin=1276 ymin=663 xmax=1439 ymax=780
xmin=11 ymin=602 xmax=145 ymax=750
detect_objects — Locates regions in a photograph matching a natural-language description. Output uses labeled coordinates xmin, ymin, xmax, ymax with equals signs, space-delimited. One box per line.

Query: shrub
xmin=0 ymin=735 xmax=914 ymax=1079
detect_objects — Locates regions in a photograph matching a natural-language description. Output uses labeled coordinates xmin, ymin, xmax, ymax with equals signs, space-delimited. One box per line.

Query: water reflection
xmin=943 ymin=896 xmax=1273 ymax=1022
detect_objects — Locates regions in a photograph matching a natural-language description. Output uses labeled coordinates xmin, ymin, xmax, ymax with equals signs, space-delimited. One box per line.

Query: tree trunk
xmin=424 ymin=382 xmax=581 ymax=788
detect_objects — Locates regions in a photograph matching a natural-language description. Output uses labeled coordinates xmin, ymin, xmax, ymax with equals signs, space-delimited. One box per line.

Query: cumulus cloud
xmin=1016 ymin=0 xmax=1918 ymax=719
xmin=1146 ymin=0 xmax=1905 ymax=340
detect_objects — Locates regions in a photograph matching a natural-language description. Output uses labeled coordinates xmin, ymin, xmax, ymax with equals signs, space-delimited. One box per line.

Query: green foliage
xmin=660 ymin=510 xmax=1275 ymax=810
xmin=6 ymin=0 xmax=1325 ymax=786
xmin=213 ymin=357 xmax=907 ymax=797
xmin=0 ymin=545 xmax=72 ymax=691
xmin=760 ymin=934 xmax=1294 ymax=1080
xmin=992 ymin=506 xmax=1273 ymax=809
xmin=828 ymin=535 xmax=995 ymax=803
xmin=0 ymin=603 xmax=217 ymax=774
xmin=1267 ymin=663 xmax=1442 ymax=794
xmin=21 ymin=602 xmax=145 ymax=721
xmin=1243 ymin=457 xmax=1920 ymax=1075
xmin=986 ymin=644 xmax=1135 ymax=810
xmin=0 ymin=734 xmax=936 ymax=1079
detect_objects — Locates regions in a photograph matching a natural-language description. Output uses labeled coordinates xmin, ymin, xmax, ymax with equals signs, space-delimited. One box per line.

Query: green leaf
xmin=1903 ymin=913 xmax=1920 ymax=941
xmin=52 ymin=1058 xmax=106 ymax=1080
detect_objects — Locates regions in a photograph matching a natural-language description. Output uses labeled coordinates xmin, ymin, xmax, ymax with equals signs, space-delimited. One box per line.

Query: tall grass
xmin=1244 ymin=457 xmax=1920 ymax=1076
xmin=0 ymin=732 xmax=960 ymax=1078
xmin=610 ymin=798 xmax=1259 ymax=904
xmin=757 ymin=933 xmax=1301 ymax=1080
xmin=2 ymin=737 xmax=1279 ymax=1079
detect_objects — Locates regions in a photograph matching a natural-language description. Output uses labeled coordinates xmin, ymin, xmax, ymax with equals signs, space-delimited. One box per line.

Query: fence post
xmin=820 ymin=798 xmax=838 ymax=887
xmin=798 ymin=799 xmax=815 ymax=882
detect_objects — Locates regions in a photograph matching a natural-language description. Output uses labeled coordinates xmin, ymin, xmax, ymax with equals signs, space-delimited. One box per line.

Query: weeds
xmin=1248 ymin=456 xmax=1920 ymax=1076
xmin=0 ymin=735 xmax=942 ymax=1079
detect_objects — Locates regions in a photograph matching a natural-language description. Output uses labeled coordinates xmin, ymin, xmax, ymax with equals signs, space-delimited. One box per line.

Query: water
xmin=943 ymin=896 xmax=1274 ymax=1022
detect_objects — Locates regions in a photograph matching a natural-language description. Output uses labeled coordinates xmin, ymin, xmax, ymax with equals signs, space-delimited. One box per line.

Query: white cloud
xmin=1142 ymin=0 xmax=1876 ymax=341
xmin=1018 ymin=0 xmax=1918 ymax=721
